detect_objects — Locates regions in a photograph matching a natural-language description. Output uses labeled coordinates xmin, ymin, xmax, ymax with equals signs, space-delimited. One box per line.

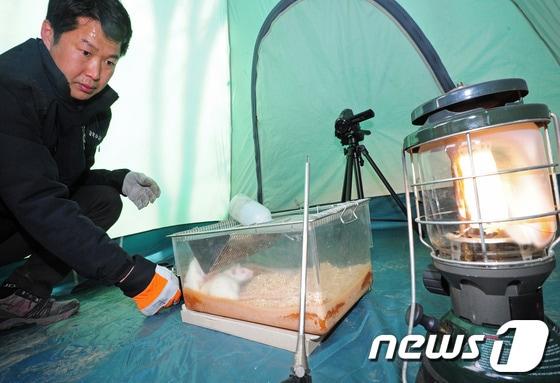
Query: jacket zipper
xmin=81 ymin=125 xmax=86 ymax=151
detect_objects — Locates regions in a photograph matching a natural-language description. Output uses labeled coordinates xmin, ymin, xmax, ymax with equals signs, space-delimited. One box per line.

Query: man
xmin=0 ymin=0 xmax=181 ymax=331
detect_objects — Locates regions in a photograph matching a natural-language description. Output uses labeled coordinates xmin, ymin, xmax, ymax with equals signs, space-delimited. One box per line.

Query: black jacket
xmin=0 ymin=39 xmax=153 ymax=296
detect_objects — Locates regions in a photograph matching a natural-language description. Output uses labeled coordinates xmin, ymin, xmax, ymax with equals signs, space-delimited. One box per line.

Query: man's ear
xmin=41 ymin=20 xmax=54 ymax=50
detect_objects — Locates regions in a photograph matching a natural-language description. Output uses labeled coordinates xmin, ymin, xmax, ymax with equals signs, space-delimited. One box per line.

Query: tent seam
xmin=510 ymin=0 xmax=560 ymax=66
xmin=226 ymin=0 xmax=234 ymax=201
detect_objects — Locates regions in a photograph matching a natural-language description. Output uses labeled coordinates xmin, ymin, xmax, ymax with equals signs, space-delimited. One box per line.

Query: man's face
xmin=42 ymin=17 xmax=121 ymax=101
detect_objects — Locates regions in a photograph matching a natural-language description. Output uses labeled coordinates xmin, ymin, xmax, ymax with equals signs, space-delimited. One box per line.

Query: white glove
xmin=122 ymin=171 xmax=161 ymax=210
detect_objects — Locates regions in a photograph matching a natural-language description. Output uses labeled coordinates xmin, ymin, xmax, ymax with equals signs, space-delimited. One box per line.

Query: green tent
xmin=0 ymin=0 xmax=558 ymax=236
xmin=1 ymin=1 xmax=559 ymax=382
xmin=230 ymin=0 xmax=560 ymax=213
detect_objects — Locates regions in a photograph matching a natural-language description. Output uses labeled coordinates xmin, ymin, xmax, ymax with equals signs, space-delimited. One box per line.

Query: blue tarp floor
xmin=1 ymin=226 xmax=560 ymax=382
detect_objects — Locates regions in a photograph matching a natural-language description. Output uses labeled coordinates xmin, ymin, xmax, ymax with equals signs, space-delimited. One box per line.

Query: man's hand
xmin=132 ymin=265 xmax=182 ymax=316
xmin=122 ymin=171 xmax=161 ymax=210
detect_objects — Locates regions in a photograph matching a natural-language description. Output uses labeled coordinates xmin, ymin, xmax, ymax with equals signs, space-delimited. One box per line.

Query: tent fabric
xmin=2 ymin=225 xmax=560 ymax=382
xmin=0 ymin=2 xmax=559 ymax=381
xmin=2 ymin=0 xmax=558 ymax=233
xmin=229 ymin=0 xmax=560 ymax=213
xmin=0 ymin=1 xmax=232 ymax=238
xmin=511 ymin=0 xmax=560 ymax=65
xmin=250 ymin=0 xmax=456 ymax=203
xmin=253 ymin=0 xmax=442 ymax=211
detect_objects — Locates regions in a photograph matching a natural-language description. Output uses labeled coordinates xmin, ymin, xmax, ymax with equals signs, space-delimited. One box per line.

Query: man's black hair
xmin=46 ymin=0 xmax=132 ymax=56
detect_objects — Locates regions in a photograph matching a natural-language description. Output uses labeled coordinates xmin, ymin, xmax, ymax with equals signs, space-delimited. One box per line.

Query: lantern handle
xmin=547 ymin=112 xmax=560 ymax=257
xmin=552 ymin=112 xmax=560 ymax=156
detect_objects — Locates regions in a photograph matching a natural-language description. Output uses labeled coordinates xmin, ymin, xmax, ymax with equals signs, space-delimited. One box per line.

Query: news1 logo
xmin=369 ymin=320 xmax=549 ymax=373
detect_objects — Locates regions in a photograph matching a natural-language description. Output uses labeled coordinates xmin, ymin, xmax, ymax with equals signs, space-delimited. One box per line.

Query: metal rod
xmin=416 ymin=209 xmax=560 ymax=226
xmin=552 ymin=113 xmax=560 ymax=156
xmin=543 ymin=124 xmax=560 ymax=219
xmin=292 ymin=157 xmax=311 ymax=378
xmin=465 ymin=133 xmax=488 ymax=259
xmin=547 ymin=113 xmax=560 ymax=255
xmin=409 ymin=163 xmax=557 ymax=188
xmin=410 ymin=152 xmax=434 ymax=252
xmin=402 ymin=150 xmax=417 ymax=383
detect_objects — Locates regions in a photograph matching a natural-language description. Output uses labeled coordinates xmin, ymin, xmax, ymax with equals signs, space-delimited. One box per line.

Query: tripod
xmin=336 ymin=109 xmax=409 ymax=222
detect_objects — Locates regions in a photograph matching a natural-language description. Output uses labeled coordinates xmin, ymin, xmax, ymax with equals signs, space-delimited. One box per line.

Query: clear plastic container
xmin=170 ymin=199 xmax=373 ymax=335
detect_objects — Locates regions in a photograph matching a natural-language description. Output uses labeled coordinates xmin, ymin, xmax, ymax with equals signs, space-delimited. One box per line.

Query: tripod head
xmin=334 ymin=108 xmax=375 ymax=146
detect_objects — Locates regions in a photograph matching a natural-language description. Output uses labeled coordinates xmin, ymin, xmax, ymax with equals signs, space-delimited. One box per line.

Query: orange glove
xmin=133 ymin=265 xmax=181 ymax=316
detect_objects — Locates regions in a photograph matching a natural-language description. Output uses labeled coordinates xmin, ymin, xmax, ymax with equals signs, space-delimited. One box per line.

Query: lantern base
xmin=433 ymin=257 xmax=555 ymax=326
xmin=415 ymin=312 xmax=560 ymax=383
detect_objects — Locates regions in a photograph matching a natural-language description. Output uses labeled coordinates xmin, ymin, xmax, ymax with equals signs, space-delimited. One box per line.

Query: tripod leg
xmin=361 ymin=148 xmax=408 ymax=218
xmin=342 ymin=148 xmax=353 ymax=202
xmin=346 ymin=148 xmax=355 ymax=201
xmin=353 ymin=151 xmax=364 ymax=199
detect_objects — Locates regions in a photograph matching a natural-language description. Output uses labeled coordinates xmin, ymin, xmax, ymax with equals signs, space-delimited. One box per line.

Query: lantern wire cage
xmin=400 ymin=112 xmax=560 ymax=383
xmin=407 ymin=116 xmax=560 ymax=267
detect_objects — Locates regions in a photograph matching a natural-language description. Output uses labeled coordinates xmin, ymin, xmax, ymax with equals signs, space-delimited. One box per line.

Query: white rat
xmin=184 ymin=258 xmax=205 ymax=291
xmin=200 ymin=264 xmax=254 ymax=300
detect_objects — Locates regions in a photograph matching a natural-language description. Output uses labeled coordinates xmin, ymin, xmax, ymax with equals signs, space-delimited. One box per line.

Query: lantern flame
xmin=453 ymin=146 xmax=507 ymax=234
xmin=449 ymin=126 xmax=556 ymax=250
